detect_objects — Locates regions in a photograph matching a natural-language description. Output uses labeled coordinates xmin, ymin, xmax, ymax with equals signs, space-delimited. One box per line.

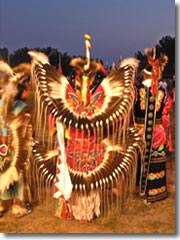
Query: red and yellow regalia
xmin=134 ymin=47 xmax=169 ymax=203
xmin=29 ymin=34 xmax=145 ymax=222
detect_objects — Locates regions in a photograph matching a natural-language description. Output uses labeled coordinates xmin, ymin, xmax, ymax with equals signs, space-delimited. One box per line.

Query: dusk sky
xmin=0 ymin=1 xmax=177 ymax=238
xmin=0 ymin=0 xmax=175 ymax=65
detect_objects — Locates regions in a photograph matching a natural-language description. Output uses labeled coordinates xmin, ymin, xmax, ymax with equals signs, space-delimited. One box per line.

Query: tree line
xmin=0 ymin=35 xmax=175 ymax=78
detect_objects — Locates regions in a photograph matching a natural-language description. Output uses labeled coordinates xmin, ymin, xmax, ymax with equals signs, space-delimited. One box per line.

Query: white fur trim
xmin=142 ymin=79 xmax=152 ymax=88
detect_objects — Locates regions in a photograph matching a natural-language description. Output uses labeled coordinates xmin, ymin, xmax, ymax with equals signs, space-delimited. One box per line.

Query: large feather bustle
xmin=99 ymin=64 xmax=136 ymax=122
xmin=29 ymin=45 xmax=146 ymax=219
xmin=29 ymin=50 xmax=137 ymax=139
xmin=119 ymin=58 xmax=139 ymax=69
xmin=0 ymin=61 xmax=31 ymax=85
xmin=27 ymin=33 xmax=146 ymax=222
xmin=0 ymin=61 xmax=16 ymax=90
xmin=32 ymin=127 xmax=145 ymax=193
xmin=1 ymin=81 xmax=18 ymax=122
xmin=1 ymin=85 xmax=17 ymax=122
xmin=0 ymin=61 xmax=31 ymax=122
xmin=2 ymin=82 xmax=18 ymax=98
xmin=0 ymin=60 xmax=33 ymax=200
xmin=0 ymin=60 xmax=25 ymax=84
xmin=13 ymin=63 xmax=31 ymax=83
xmin=0 ymin=61 xmax=31 ymax=100
xmin=0 ymin=110 xmax=32 ymax=192
xmin=13 ymin=63 xmax=31 ymax=74
xmin=0 ymin=60 xmax=14 ymax=77
xmin=1 ymin=94 xmax=15 ymax=123
xmin=44 ymin=149 xmax=58 ymax=160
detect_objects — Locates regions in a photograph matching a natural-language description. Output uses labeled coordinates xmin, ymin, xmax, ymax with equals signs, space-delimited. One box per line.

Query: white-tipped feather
xmin=44 ymin=149 xmax=58 ymax=160
xmin=120 ymin=58 xmax=139 ymax=69
xmin=103 ymin=138 xmax=124 ymax=152
xmin=0 ymin=60 xmax=14 ymax=76
xmin=28 ymin=51 xmax=49 ymax=64
xmin=48 ymin=77 xmax=68 ymax=100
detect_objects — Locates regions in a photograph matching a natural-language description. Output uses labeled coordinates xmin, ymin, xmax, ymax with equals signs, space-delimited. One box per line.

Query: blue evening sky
xmin=0 ymin=0 xmax=175 ymax=65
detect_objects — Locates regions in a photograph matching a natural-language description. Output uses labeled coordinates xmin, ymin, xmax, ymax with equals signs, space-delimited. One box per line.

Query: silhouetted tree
xmin=10 ymin=47 xmax=30 ymax=67
xmin=0 ymin=48 xmax=9 ymax=62
xmin=6 ymin=46 xmax=72 ymax=75
xmin=33 ymin=47 xmax=59 ymax=67
xmin=61 ymin=52 xmax=72 ymax=75
xmin=135 ymin=51 xmax=147 ymax=73
xmin=157 ymin=36 xmax=175 ymax=77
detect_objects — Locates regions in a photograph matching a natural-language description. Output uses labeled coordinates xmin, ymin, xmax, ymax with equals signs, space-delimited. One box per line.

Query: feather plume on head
xmin=84 ymin=33 xmax=91 ymax=71
xmin=28 ymin=51 xmax=49 ymax=64
xmin=143 ymin=47 xmax=168 ymax=96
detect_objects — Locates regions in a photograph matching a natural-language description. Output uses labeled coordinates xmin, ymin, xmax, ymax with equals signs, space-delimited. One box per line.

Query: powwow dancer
xmin=0 ymin=60 xmax=32 ymax=217
xmin=29 ymin=33 xmax=145 ymax=222
xmin=134 ymin=47 xmax=169 ymax=203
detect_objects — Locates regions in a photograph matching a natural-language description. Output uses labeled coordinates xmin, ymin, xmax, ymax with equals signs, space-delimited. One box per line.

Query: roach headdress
xmin=143 ymin=47 xmax=168 ymax=96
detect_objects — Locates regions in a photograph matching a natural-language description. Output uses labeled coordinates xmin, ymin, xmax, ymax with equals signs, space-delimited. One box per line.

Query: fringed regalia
xmin=29 ymin=33 xmax=145 ymax=221
xmin=134 ymin=48 xmax=169 ymax=203
xmin=0 ymin=60 xmax=32 ymax=217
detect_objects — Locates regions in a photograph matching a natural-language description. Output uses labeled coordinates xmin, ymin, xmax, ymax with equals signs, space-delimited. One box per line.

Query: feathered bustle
xmin=0 ymin=60 xmax=14 ymax=77
xmin=2 ymin=82 xmax=18 ymax=98
xmin=119 ymin=58 xmax=139 ymax=69
xmin=0 ymin=166 xmax=19 ymax=193
xmin=13 ymin=63 xmax=31 ymax=76
xmin=44 ymin=150 xmax=58 ymax=160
